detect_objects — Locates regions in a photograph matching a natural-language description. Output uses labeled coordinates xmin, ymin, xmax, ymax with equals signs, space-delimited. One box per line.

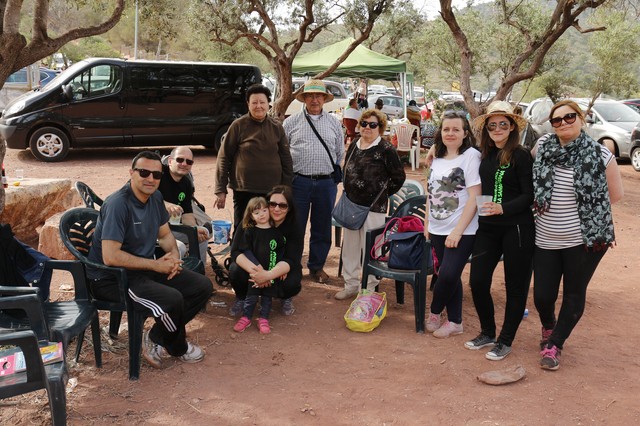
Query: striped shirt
xmin=535 ymin=143 xmax=613 ymax=249
xmin=283 ymin=109 xmax=344 ymax=175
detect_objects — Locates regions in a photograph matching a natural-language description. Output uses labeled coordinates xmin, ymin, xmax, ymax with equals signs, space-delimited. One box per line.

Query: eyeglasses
xmin=359 ymin=121 xmax=379 ymax=129
xmin=268 ymin=201 xmax=289 ymax=210
xmin=174 ymin=157 xmax=194 ymax=165
xmin=134 ymin=168 xmax=163 ymax=180
xmin=549 ymin=112 xmax=578 ymax=128
xmin=486 ymin=121 xmax=510 ymax=132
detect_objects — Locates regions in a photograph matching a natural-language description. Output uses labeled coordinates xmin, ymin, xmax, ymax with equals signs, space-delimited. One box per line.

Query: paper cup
xmin=169 ymin=213 xmax=182 ymax=224
xmin=15 ymin=169 xmax=24 ymax=180
xmin=476 ymin=195 xmax=493 ymax=216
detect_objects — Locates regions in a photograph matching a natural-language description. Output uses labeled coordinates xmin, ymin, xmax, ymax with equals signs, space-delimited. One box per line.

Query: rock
xmin=0 ymin=178 xmax=80 ymax=243
xmin=477 ymin=365 xmax=526 ymax=385
xmin=38 ymin=211 xmax=74 ymax=260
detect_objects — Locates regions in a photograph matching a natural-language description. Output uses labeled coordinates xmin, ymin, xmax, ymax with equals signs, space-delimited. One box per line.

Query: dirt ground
xmin=1 ymin=146 xmax=639 ymax=425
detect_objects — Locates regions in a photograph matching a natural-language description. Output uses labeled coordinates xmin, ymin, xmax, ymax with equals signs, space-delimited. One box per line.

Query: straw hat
xmin=295 ymin=79 xmax=334 ymax=102
xmin=472 ymin=101 xmax=528 ymax=132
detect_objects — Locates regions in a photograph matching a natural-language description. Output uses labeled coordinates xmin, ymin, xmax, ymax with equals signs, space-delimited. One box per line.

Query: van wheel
xmin=29 ymin=127 xmax=70 ymax=162
xmin=601 ymin=138 xmax=617 ymax=157
xmin=631 ymin=147 xmax=640 ymax=172
xmin=213 ymin=125 xmax=229 ymax=154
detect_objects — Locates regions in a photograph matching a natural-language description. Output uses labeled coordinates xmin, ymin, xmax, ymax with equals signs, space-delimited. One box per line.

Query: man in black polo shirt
xmin=87 ymin=151 xmax=213 ymax=369
xmin=159 ymin=147 xmax=209 ymax=261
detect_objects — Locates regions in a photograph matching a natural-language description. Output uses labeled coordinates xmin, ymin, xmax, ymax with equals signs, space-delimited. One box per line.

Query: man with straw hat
xmin=283 ymin=79 xmax=344 ymax=284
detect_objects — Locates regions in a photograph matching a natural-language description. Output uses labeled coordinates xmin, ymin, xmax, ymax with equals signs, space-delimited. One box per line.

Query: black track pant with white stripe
xmin=91 ymin=269 xmax=212 ymax=356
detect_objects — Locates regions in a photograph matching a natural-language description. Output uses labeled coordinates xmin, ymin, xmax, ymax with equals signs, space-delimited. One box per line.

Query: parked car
xmin=368 ymin=84 xmax=388 ymax=94
xmin=622 ymin=99 xmax=640 ymax=114
xmin=282 ymin=79 xmax=349 ymax=116
xmin=38 ymin=67 xmax=58 ymax=88
xmin=1 ymin=58 xmax=261 ymax=161
xmin=368 ymin=94 xmax=404 ymax=119
xmin=630 ymin=123 xmax=640 ymax=171
xmin=523 ymin=98 xmax=640 ymax=159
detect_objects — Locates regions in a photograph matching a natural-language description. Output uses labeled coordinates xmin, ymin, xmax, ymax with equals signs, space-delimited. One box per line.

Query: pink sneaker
xmin=258 ymin=318 xmax=271 ymax=334
xmin=433 ymin=321 xmax=463 ymax=338
xmin=233 ymin=316 xmax=251 ymax=332
xmin=426 ymin=313 xmax=441 ymax=332
xmin=540 ymin=326 xmax=554 ymax=350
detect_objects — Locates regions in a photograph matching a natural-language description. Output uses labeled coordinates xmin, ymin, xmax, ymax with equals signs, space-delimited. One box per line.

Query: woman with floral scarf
xmin=532 ymin=100 xmax=624 ymax=371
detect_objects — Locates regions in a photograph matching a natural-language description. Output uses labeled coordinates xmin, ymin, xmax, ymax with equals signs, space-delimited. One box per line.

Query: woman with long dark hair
xmin=465 ymin=101 xmax=534 ymax=361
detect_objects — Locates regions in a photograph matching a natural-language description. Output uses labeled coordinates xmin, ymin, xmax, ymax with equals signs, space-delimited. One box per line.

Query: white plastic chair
xmin=391 ymin=123 xmax=420 ymax=170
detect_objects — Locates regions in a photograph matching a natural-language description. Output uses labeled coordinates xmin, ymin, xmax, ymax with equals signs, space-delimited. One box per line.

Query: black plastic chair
xmin=0 ymin=294 xmax=68 ymax=425
xmin=59 ymin=207 xmax=149 ymax=380
xmin=75 ymin=180 xmax=204 ymax=267
xmin=0 ymin=226 xmax=101 ymax=368
xmin=360 ymin=195 xmax=433 ymax=333
xmin=74 ymin=181 xmax=103 ymax=209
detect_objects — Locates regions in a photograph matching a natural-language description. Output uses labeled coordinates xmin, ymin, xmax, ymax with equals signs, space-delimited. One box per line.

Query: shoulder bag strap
xmin=304 ymin=112 xmax=337 ymax=167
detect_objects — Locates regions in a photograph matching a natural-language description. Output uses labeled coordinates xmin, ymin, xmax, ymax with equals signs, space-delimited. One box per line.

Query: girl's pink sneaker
xmin=233 ymin=316 xmax=251 ymax=332
xmin=258 ymin=318 xmax=271 ymax=334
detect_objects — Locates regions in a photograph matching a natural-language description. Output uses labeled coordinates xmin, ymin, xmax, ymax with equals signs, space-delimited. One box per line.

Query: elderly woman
xmin=465 ymin=101 xmax=534 ymax=361
xmin=533 ymin=100 xmax=623 ymax=370
xmin=228 ymin=185 xmax=303 ymax=316
xmin=214 ymin=84 xmax=293 ymax=230
xmin=334 ymin=109 xmax=406 ymax=300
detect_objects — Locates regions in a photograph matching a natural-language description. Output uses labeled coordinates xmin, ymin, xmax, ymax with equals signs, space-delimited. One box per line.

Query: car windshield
xmin=39 ymin=60 xmax=90 ymax=92
xmin=593 ymin=102 xmax=640 ymax=123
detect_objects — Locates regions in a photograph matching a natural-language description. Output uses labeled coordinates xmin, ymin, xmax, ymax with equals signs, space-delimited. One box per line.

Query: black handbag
xmin=331 ymin=193 xmax=371 ymax=230
xmin=304 ymin=113 xmax=342 ymax=183
xmin=387 ymin=232 xmax=426 ymax=270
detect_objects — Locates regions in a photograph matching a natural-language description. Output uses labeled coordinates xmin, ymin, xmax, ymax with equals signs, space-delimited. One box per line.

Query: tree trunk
xmin=0 ymin=142 xmax=6 ymax=215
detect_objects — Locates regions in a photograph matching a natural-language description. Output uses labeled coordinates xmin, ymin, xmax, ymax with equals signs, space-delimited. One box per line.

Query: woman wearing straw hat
xmin=464 ymin=101 xmax=535 ymax=361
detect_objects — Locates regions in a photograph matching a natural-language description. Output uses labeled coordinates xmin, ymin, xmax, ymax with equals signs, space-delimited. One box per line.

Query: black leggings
xmin=430 ymin=234 xmax=475 ymax=324
xmin=533 ymin=245 xmax=607 ymax=349
xmin=470 ymin=223 xmax=534 ymax=346
xmin=229 ymin=262 xmax=302 ymax=301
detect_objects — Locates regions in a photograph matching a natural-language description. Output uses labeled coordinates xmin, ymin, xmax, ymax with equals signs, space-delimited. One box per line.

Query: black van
xmin=0 ymin=58 xmax=261 ymax=161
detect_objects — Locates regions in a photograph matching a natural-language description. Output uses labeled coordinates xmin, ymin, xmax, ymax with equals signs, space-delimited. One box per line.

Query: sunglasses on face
xmin=134 ymin=168 xmax=163 ymax=180
xmin=359 ymin=120 xmax=379 ymax=129
xmin=268 ymin=201 xmax=289 ymax=210
xmin=174 ymin=157 xmax=194 ymax=165
xmin=486 ymin=121 xmax=510 ymax=132
xmin=549 ymin=112 xmax=578 ymax=128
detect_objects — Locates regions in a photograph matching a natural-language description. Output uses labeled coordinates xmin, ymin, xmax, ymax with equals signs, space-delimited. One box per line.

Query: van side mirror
xmin=62 ymin=84 xmax=73 ymax=101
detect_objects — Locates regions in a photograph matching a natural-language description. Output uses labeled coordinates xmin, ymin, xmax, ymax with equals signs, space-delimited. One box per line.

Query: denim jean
xmin=292 ymin=175 xmax=337 ymax=271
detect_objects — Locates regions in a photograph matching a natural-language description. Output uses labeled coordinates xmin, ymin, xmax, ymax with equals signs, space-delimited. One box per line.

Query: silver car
xmin=524 ymin=98 xmax=640 ymax=158
xmin=368 ymin=94 xmax=404 ymax=119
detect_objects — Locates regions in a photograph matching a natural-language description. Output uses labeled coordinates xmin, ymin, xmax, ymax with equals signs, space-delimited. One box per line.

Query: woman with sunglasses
xmin=532 ymin=100 xmax=623 ymax=370
xmin=426 ymin=110 xmax=481 ymax=338
xmin=228 ymin=185 xmax=304 ymax=316
xmin=334 ymin=109 xmax=405 ymax=300
xmin=464 ymin=101 xmax=534 ymax=360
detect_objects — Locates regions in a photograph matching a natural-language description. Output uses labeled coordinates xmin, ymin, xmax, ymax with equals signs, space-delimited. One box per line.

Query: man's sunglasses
xmin=134 ymin=168 xmax=163 ymax=180
xmin=268 ymin=201 xmax=289 ymax=209
xmin=549 ymin=112 xmax=578 ymax=128
xmin=174 ymin=157 xmax=194 ymax=165
xmin=486 ymin=121 xmax=510 ymax=132
xmin=359 ymin=120 xmax=379 ymax=129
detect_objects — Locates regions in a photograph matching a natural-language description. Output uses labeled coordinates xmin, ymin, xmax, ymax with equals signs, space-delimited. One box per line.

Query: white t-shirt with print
xmin=428 ymin=147 xmax=481 ymax=236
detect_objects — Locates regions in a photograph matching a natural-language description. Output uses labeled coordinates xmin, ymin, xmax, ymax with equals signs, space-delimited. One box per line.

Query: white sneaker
xmin=179 ymin=342 xmax=204 ymax=363
xmin=426 ymin=313 xmax=442 ymax=332
xmin=433 ymin=321 xmax=463 ymax=338
xmin=142 ymin=330 xmax=168 ymax=369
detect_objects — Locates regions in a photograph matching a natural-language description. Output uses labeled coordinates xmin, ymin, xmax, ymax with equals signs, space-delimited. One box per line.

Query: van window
xmin=69 ymin=64 xmax=123 ymax=100
xmin=327 ymin=84 xmax=344 ymax=99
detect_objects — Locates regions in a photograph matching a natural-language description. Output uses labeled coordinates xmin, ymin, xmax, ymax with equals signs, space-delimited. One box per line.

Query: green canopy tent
xmin=292 ymin=38 xmax=411 ymax=116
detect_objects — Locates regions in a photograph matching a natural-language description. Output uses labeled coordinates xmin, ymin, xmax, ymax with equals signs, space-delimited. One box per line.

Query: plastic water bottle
xmin=523 ymin=308 xmax=529 ymax=319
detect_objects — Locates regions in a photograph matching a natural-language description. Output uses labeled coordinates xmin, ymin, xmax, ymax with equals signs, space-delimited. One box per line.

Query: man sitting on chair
xmin=159 ymin=147 xmax=210 ymax=261
xmin=87 ymin=151 xmax=213 ymax=369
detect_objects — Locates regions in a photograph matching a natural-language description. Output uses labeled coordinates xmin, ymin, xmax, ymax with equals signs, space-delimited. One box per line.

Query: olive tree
xmin=190 ymin=0 xmax=393 ymax=119
xmin=438 ymin=0 xmax=611 ymax=117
